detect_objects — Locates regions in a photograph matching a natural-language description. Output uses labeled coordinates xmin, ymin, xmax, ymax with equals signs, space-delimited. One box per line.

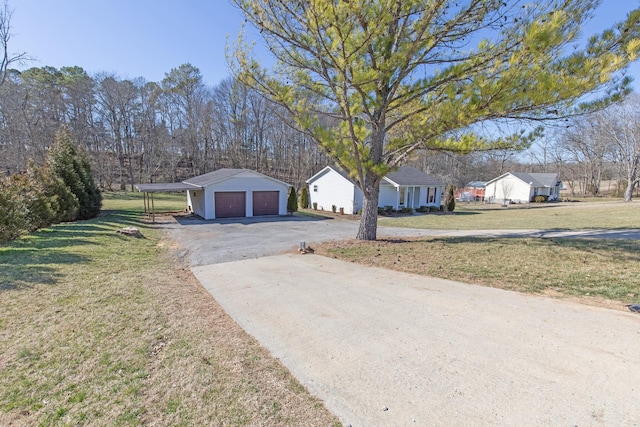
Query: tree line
xmin=0 ymin=64 xmax=330 ymax=191
xmin=1 ymin=62 xmax=638 ymax=204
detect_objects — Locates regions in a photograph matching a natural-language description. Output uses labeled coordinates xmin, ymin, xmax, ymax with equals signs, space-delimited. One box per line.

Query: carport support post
xmin=151 ymin=192 xmax=155 ymax=223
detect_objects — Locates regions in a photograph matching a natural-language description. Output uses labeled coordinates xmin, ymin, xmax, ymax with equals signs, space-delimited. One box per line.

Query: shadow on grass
xmin=0 ymin=240 xmax=89 ymax=291
xmin=0 ymin=254 xmax=85 ymax=291
xmin=458 ymin=203 xmax=565 ymax=212
xmin=447 ymin=211 xmax=481 ymax=216
xmin=0 ymin=210 xmax=148 ymax=292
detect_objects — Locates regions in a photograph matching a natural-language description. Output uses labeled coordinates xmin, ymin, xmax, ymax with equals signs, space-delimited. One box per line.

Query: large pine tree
xmin=231 ymin=0 xmax=640 ymax=240
xmin=49 ymin=129 xmax=102 ymax=220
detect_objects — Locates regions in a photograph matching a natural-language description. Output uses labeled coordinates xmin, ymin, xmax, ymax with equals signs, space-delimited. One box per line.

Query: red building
xmin=455 ymin=181 xmax=486 ymax=202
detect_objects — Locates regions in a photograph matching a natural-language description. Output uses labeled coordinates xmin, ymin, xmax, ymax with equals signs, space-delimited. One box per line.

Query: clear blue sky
xmin=8 ymin=0 xmax=640 ymax=88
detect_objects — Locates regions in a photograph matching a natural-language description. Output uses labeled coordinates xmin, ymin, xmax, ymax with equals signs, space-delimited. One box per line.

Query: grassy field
xmin=378 ymin=200 xmax=640 ymax=230
xmin=298 ymin=202 xmax=640 ymax=309
xmin=316 ymin=235 xmax=640 ymax=310
xmin=0 ymin=192 xmax=339 ymax=426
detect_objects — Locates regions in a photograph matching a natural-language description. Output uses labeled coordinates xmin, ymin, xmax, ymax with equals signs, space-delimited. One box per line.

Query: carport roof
xmin=135 ymin=182 xmax=203 ymax=192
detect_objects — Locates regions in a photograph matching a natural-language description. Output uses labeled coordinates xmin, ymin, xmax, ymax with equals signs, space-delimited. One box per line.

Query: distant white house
xmin=485 ymin=172 xmax=562 ymax=204
xmin=306 ymin=165 xmax=443 ymax=214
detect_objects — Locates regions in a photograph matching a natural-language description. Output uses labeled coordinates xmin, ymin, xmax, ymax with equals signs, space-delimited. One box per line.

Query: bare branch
xmin=0 ymin=0 xmax=28 ymax=85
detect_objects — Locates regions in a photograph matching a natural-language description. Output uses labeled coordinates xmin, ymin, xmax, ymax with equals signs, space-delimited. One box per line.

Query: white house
xmin=184 ymin=169 xmax=291 ymax=219
xmin=306 ymin=165 xmax=443 ymax=214
xmin=485 ymin=172 xmax=562 ymax=204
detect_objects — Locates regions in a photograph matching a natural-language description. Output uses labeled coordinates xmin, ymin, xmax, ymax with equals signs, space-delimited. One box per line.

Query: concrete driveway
xmin=192 ymin=254 xmax=640 ymax=426
xmin=161 ymin=214 xmax=640 ymax=425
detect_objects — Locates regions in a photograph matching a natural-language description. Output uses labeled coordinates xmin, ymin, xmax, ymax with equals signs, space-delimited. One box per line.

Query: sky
xmin=7 ymin=0 xmax=640 ymax=88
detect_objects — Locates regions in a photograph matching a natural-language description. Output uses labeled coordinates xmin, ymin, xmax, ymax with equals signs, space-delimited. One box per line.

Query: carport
xmin=135 ymin=182 xmax=203 ymax=222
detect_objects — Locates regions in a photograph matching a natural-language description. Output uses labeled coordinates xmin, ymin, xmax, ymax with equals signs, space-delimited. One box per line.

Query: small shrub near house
xmin=445 ymin=184 xmax=456 ymax=212
xmin=533 ymin=195 xmax=549 ymax=203
xmin=299 ymin=186 xmax=310 ymax=209
xmin=287 ymin=186 xmax=298 ymax=214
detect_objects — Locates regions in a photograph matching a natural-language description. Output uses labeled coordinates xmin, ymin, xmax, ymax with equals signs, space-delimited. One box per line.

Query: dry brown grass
xmin=315 ymin=236 xmax=640 ymax=311
xmin=0 ymin=205 xmax=339 ymax=425
xmin=378 ymin=200 xmax=640 ymax=230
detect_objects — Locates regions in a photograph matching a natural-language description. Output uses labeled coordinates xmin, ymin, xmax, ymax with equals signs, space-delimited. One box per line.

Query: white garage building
xmin=137 ymin=169 xmax=291 ymax=220
xmin=185 ymin=169 xmax=291 ymax=219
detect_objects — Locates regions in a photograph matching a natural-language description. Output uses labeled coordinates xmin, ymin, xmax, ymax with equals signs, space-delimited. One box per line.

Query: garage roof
xmin=184 ymin=168 xmax=291 ymax=187
xmin=183 ymin=168 xmax=246 ymax=186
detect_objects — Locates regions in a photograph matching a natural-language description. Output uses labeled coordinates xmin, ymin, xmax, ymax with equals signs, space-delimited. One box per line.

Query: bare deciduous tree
xmin=558 ymin=117 xmax=612 ymax=196
xmin=0 ymin=0 xmax=27 ymax=86
xmin=595 ymin=95 xmax=640 ymax=201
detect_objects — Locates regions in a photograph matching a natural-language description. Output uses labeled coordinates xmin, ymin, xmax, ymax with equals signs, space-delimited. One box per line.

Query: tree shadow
xmin=0 ymin=211 xmax=144 ymax=292
xmin=447 ymin=211 xmax=481 ymax=216
xmin=0 ymin=250 xmax=89 ymax=291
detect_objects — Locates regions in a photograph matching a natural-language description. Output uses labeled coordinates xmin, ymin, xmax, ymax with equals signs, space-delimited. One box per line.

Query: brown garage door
xmin=215 ymin=192 xmax=246 ymax=218
xmin=252 ymin=191 xmax=279 ymax=216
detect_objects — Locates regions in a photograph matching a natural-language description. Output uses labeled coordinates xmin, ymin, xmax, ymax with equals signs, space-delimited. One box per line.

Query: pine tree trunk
xmin=356 ymin=180 xmax=380 ymax=240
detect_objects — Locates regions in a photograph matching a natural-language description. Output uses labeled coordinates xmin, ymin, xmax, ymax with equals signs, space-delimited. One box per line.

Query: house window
xmin=399 ymin=187 xmax=405 ymax=205
xmin=428 ymin=188 xmax=434 ymax=203
xmin=313 ymin=185 xmax=318 ymax=192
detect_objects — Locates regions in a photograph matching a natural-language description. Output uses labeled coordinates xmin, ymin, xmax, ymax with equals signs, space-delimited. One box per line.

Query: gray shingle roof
xmin=466 ymin=181 xmax=486 ymax=188
xmin=308 ymin=165 xmax=443 ymax=187
xmin=183 ymin=168 xmax=246 ymax=186
xmin=510 ymin=172 xmax=559 ymax=188
xmin=384 ymin=166 xmax=443 ymax=187
xmin=184 ymin=168 xmax=291 ymax=187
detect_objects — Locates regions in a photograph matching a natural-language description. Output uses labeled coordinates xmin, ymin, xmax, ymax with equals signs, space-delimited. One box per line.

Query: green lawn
xmin=0 ymin=192 xmax=338 ymax=426
xmin=101 ymin=191 xmax=187 ymax=213
xmin=378 ymin=200 xmax=640 ymax=230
